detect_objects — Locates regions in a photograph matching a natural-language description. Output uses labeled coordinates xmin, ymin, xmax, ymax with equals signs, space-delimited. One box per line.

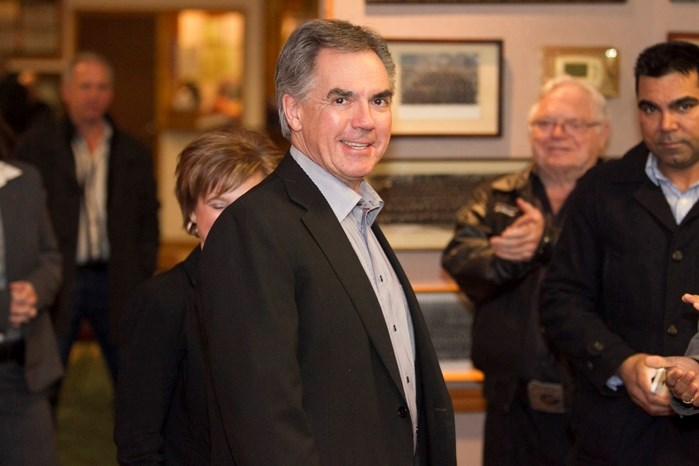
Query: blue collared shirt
xmin=645 ymin=152 xmax=699 ymax=224
xmin=290 ymin=147 xmax=418 ymax=448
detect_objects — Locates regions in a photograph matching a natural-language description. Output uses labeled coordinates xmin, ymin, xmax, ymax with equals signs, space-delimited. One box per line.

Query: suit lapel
xmin=372 ymin=223 xmax=423 ymax=332
xmin=1 ymin=172 xmax=24 ymax=279
xmin=634 ymin=181 xmax=677 ymax=231
xmin=56 ymin=120 xmax=80 ymax=187
xmin=278 ymin=155 xmax=406 ymax=396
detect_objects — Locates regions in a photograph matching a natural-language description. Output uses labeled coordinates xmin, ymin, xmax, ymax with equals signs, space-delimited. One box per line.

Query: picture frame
xmin=367 ymin=0 xmax=625 ymax=4
xmin=387 ymin=39 xmax=502 ymax=137
xmin=0 ymin=0 xmax=61 ymax=57
xmin=668 ymin=32 xmax=699 ymax=47
xmin=157 ymin=9 xmax=246 ymax=131
xmin=541 ymin=46 xmax=620 ymax=98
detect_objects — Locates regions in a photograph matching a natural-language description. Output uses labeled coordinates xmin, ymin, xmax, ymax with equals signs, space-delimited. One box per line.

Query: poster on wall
xmin=387 ymin=39 xmax=502 ymax=137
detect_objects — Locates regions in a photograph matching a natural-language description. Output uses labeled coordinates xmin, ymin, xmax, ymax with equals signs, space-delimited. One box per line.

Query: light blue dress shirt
xmin=290 ymin=147 xmax=418 ymax=447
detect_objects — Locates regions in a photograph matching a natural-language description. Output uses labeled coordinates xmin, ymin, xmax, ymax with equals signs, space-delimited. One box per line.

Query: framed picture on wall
xmin=541 ymin=46 xmax=620 ymax=98
xmin=0 ymin=0 xmax=61 ymax=57
xmin=367 ymin=1 xmax=625 ymax=4
xmin=668 ymin=32 xmax=699 ymax=47
xmin=387 ymin=39 xmax=502 ymax=137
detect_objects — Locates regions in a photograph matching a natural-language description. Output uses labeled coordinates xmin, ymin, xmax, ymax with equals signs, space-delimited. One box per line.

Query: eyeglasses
xmin=530 ymin=118 xmax=602 ymax=135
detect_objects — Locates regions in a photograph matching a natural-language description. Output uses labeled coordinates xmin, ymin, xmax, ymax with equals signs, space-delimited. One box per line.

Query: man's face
xmin=283 ymin=48 xmax=393 ymax=191
xmin=61 ymin=60 xmax=113 ymax=127
xmin=529 ymin=84 xmax=608 ymax=180
xmin=637 ymin=71 xmax=699 ymax=174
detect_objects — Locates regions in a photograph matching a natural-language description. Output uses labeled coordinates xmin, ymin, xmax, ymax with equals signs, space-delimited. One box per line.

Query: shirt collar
xmin=289 ymin=146 xmax=384 ymax=224
xmin=0 ymin=161 xmax=22 ymax=189
xmin=645 ymin=152 xmax=664 ymax=187
xmin=645 ymin=152 xmax=699 ymax=192
xmin=72 ymin=119 xmax=114 ymax=146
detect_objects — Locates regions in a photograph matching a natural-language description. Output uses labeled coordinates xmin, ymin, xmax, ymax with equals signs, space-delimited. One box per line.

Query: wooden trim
xmin=449 ymin=385 xmax=486 ymax=412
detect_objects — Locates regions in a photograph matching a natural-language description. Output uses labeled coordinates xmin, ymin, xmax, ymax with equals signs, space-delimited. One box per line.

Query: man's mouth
xmin=343 ymin=141 xmax=370 ymax=150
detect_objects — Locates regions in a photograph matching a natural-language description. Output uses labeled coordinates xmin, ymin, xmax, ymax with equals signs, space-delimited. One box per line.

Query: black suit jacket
xmin=14 ymin=116 xmax=159 ymax=335
xmin=541 ymin=142 xmax=699 ymax=463
xmin=198 ymin=153 xmax=456 ymax=466
xmin=0 ymin=161 xmax=62 ymax=392
xmin=115 ymin=248 xmax=209 ymax=465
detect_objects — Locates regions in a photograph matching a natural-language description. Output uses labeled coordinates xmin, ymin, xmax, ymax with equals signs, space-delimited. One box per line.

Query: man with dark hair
xmin=14 ymin=52 xmax=159 ymax=385
xmin=198 ymin=19 xmax=456 ymax=466
xmin=541 ymin=40 xmax=699 ymax=464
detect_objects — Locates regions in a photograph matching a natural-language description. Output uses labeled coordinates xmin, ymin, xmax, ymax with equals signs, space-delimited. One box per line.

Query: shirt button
xmin=667 ymin=324 xmax=678 ymax=336
xmin=397 ymin=406 xmax=409 ymax=417
xmin=672 ymin=250 xmax=683 ymax=261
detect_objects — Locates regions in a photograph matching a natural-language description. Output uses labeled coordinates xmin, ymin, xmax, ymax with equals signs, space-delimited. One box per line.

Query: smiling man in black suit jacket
xmin=198 ymin=19 xmax=456 ymax=466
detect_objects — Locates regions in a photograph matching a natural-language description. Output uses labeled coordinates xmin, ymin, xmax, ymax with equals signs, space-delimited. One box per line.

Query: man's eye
xmin=334 ymin=97 xmax=347 ymax=105
xmin=373 ymin=98 xmax=390 ymax=107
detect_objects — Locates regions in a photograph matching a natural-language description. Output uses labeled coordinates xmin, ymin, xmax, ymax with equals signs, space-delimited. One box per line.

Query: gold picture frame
xmin=542 ymin=46 xmax=620 ymax=98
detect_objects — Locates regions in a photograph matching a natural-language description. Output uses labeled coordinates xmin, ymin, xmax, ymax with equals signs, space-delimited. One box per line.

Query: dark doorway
xmin=75 ymin=11 xmax=157 ymax=154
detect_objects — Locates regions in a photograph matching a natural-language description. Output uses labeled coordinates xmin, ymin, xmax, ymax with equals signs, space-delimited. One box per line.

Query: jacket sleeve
xmin=133 ymin=143 xmax=160 ymax=278
xmin=441 ymin=181 xmax=554 ymax=304
xmin=539 ymin=172 xmax=636 ymax=393
xmin=197 ymin=204 xmax=321 ymax=466
xmin=25 ymin=198 xmax=62 ymax=311
xmin=114 ymin=273 xmax=186 ymax=466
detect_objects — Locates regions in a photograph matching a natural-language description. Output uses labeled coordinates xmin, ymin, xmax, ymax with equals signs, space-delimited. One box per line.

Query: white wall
xmin=328 ymin=0 xmax=698 ymax=159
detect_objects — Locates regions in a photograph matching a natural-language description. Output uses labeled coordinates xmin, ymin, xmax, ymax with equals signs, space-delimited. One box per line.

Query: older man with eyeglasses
xmin=442 ymin=75 xmax=609 ymax=466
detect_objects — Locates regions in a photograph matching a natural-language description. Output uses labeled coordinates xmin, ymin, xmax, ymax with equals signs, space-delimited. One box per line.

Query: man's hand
xmin=8 ymin=281 xmax=38 ymax=328
xmin=646 ymin=355 xmax=699 ymax=408
xmin=682 ymin=293 xmax=699 ymax=311
xmin=618 ymin=353 xmax=674 ymax=416
xmin=489 ymin=198 xmax=545 ymax=262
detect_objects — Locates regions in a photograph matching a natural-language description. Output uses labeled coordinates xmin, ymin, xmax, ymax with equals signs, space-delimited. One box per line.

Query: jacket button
xmin=397 ymin=406 xmax=409 ymax=417
xmin=586 ymin=340 xmax=604 ymax=356
xmin=672 ymin=250 xmax=683 ymax=261
xmin=667 ymin=324 xmax=678 ymax=335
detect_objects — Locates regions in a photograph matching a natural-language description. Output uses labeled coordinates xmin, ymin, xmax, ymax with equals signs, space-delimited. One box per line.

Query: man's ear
xmin=282 ymin=94 xmax=303 ymax=132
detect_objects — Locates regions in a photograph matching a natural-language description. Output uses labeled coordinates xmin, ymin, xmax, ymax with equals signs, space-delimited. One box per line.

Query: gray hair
xmin=275 ymin=19 xmax=395 ymax=139
xmin=62 ymin=51 xmax=114 ymax=85
xmin=528 ymin=75 xmax=608 ymax=124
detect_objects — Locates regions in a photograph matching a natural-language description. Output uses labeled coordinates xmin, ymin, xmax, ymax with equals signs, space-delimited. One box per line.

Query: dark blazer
xmin=0 ymin=161 xmax=62 ymax=392
xmin=115 ymin=248 xmax=209 ymax=465
xmin=13 ymin=116 xmax=159 ymax=335
xmin=198 ymin=153 xmax=456 ymax=466
xmin=540 ymin=142 xmax=699 ymax=464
